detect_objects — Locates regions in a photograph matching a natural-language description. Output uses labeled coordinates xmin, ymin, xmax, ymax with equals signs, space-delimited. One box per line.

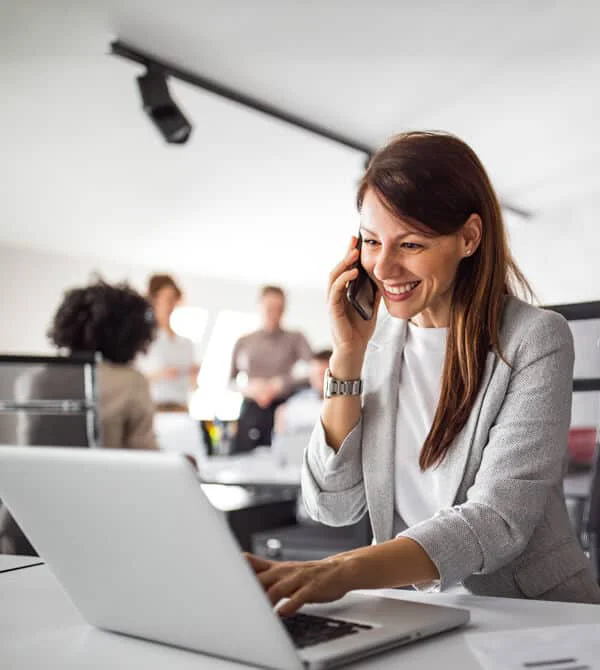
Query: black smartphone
xmin=346 ymin=233 xmax=377 ymax=320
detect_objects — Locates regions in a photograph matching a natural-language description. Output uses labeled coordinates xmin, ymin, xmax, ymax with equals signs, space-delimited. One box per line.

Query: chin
xmin=383 ymin=300 xmax=419 ymax=321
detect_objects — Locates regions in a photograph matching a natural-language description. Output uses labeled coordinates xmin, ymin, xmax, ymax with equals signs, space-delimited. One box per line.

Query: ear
xmin=460 ymin=214 xmax=482 ymax=257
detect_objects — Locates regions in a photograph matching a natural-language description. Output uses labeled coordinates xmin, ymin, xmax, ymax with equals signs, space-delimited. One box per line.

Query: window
xmin=170 ymin=306 xmax=209 ymax=344
xmin=189 ymin=310 xmax=259 ymax=421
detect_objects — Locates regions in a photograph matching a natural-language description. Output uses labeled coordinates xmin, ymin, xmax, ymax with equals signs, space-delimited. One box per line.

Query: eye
xmin=401 ymin=242 xmax=423 ymax=251
xmin=362 ymin=238 xmax=379 ymax=247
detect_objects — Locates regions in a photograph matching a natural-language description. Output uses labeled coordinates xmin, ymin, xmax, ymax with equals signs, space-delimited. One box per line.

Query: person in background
xmin=46 ymin=279 xmax=159 ymax=450
xmin=229 ymin=285 xmax=313 ymax=452
xmin=0 ymin=279 xmax=159 ymax=555
xmin=273 ymin=349 xmax=332 ymax=436
xmin=137 ymin=274 xmax=200 ymax=412
xmin=245 ymin=131 xmax=600 ymax=614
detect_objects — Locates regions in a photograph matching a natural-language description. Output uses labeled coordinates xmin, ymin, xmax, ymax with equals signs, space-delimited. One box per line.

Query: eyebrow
xmin=360 ymin=226 xmax=419 ymax=241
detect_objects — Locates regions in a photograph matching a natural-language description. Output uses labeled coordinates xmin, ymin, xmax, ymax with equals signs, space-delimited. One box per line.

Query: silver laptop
xmin=0 ymin=446 xmax=469 ymax=670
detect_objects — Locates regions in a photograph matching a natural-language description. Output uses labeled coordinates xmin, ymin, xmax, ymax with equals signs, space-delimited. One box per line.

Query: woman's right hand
xmin=327 ymin=237 xmax=381 ymax=376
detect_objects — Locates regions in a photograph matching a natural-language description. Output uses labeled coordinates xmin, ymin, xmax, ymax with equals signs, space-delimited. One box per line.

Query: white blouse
xmin=394 ymin=321 xmax=448 ymax=526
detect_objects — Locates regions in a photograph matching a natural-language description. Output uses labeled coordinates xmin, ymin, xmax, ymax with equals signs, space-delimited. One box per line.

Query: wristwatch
xmin=323 ymin=368 xmax=363 ymax=398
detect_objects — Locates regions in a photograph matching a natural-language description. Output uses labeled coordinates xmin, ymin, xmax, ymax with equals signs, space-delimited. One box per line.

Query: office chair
xmin=582 ymin=445 xmax=600 ymax=581
xmin=251 ymin=494 xmax=372 ymax=561
xmin=0 ymin=354 xmax=99 ymax=555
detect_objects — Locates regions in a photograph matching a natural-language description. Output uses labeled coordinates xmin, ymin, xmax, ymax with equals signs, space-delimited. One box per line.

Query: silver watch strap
xmin=324 ymin=369 xmax=363 ymax=397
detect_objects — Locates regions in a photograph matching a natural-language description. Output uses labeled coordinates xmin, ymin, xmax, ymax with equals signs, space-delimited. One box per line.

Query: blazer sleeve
xmin=301 ymin=417 xmax=367 ymax=526
xmin=400 ymin=311 xmax=575 ymax=589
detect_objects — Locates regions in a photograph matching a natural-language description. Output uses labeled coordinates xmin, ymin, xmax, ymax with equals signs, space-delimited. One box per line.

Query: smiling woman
xmin=244 ymin=130 xmax=600 ymax=616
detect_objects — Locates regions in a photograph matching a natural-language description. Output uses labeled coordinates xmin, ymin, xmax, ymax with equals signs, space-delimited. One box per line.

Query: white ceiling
xmin=1 ymin=0 xmax=599 ymax=288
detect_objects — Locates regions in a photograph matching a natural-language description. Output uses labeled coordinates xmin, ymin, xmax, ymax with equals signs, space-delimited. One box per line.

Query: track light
xmin=136 ymin=68 xmax=192 ymax=144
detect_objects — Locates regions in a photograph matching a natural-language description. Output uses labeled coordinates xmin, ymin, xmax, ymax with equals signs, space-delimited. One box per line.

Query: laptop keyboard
xmin=282 ymin=612 xmax=373 ymax=649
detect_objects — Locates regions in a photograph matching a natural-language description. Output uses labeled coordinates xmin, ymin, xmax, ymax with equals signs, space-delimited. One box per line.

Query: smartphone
xmin=346 ymin=233 xmax=377 ymax=320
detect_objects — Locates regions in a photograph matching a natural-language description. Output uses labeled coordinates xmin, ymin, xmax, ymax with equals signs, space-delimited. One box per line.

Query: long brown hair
xmin=357 ymin=131 xmax=532 ymax=470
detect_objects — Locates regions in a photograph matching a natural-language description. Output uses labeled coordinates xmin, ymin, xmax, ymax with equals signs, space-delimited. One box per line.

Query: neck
xmin=411 ymin=297 xmax=451 ymax=328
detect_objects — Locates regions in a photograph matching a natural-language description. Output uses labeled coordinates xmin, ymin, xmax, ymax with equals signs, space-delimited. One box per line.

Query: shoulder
xmin=499 ymin=296 xmax=573 ymax=360
xmin=287 ymin=329 xmax=309 ymax=342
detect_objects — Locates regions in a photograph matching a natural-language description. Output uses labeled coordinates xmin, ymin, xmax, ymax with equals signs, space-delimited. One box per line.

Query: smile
xmin=382 ymin=281 xmax=421 ymax=301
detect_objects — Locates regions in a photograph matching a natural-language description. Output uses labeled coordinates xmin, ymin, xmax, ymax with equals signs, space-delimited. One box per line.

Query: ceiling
xmin=1 ymin=0 xmax=599 ymax=288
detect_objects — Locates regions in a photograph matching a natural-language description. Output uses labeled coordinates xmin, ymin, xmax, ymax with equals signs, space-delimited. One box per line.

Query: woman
xmin=46 ymin=278 xmax=158 ymax=450
xmin=246 ymin=131 xmax=600 ymax=614
xmin=137 ymin=274 xmax=199 ymax=412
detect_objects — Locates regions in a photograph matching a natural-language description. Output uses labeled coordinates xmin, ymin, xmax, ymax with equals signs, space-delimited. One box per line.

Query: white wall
xmin=2 ymin=196 xmax=600 ymax=361
xmin=508 ymin=198 xmax=600 ymax=305
xmin=0 ymin=244 xmax=331 ymax=357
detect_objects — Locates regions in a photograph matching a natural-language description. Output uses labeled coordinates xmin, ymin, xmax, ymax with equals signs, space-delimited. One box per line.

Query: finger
xmin=244 ymin=553 xmax=273 ymax=574
xmin=276 ymin=583 xmax=317 ymax=617
xmin=256 ymin=565 xmax=292 ymax=590
xmin=267 ymin=572 xmax=305 ymax=606
xmin=329 ymin=268 xmax=359 ymax=308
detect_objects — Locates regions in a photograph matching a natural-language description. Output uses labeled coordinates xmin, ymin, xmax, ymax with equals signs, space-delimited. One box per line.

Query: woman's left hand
xmin=244 ymin=553 xmax=356 ymax=617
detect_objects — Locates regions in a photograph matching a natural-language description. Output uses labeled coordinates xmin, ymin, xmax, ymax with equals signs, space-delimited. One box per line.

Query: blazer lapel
xmin=434 ymin=351 xmax=498 ymax=508
xmin=361 ymin=317 xmax=407 ymax=543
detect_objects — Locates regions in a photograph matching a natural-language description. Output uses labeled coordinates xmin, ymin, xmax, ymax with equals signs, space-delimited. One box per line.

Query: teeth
xmin=385 ymin=281 xmax=419 ymax=295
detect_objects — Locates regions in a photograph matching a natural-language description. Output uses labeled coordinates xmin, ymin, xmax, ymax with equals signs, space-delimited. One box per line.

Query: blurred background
xmin=1 ymin=0 xmax=600 ymax=565
xmin=1 ymin=0 xmax=599 ymax=420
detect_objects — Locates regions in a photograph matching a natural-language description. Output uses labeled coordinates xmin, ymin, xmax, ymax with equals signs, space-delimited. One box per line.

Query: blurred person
xmin=229 ymin=285 xmax=312 ymax=452
xmin=273 ymin=349 xmax=332 ymax=436
xmin=137 ymin=274 xmax=200 ymax=412
xmin=0 ymin=279 xmax=158 ymax=555
xmin=45 ymin=278 xmax=159 ymax=450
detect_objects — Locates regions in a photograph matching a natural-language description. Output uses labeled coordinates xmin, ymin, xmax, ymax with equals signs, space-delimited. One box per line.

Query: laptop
xmin=0 ymin=446 xmax=469 ymax=670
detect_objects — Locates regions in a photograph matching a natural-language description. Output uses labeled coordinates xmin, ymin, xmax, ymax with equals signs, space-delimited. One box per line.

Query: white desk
xmin=198 ymin=448 xmax=301 ymax=487
xmin=2 ymin=565 xmax=600 ymax=670
xmin=201 ymin=454 xmax=594 ymax=498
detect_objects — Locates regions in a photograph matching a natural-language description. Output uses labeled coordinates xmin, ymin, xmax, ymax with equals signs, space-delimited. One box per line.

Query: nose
xmin=372 ymin=245 xmax=400 ymax=281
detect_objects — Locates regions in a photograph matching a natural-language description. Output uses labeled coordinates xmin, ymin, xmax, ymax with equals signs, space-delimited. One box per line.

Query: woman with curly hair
xmin=1 ymin=279 xmax=159 ymax=555
xmin=45 ymin=278 xmax=159 ymax=450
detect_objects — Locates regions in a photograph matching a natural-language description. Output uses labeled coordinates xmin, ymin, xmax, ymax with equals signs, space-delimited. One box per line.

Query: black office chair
xmin=582 ymin=446 xmax=600 ymax=581
xmin=0 ymin=354 xmax=99 ymax=555
xmin=251 ymin=491 xmax=372 ymax=561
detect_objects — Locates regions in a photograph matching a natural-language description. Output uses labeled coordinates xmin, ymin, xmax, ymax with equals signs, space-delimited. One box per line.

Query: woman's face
xmin=360 ymin=189 xmax=479 ymax=328
xmin=153 ymin=286 xmax=180 ymax=328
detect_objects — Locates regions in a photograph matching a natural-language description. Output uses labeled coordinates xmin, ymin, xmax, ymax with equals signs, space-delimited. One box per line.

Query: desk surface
xmin=198 ymin=448 xmax=301 ymax=487
xmin=200 ymin=452 xmax=593 ymax=497
xmin=3 ymin=565 xmax=600 ymax=670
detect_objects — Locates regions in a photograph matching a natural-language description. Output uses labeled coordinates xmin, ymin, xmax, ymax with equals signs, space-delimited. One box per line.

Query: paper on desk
xmin=466 ymin=624 xmax=600 ymax=670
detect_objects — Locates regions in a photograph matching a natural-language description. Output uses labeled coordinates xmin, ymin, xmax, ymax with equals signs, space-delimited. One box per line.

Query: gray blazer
xmin=302 ymin=297 xmax=600 ymax=602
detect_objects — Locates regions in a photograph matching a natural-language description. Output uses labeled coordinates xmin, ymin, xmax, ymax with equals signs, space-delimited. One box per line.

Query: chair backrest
xmin=0 ymin=353 xmax=99 ymax=554
xmin=584 ymin=445 xmax=600 ymax=579
xmin=0 ymin=354 xmax=99 ymax=447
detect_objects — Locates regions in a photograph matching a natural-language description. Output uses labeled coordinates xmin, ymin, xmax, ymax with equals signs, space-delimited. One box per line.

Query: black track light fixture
xmin=137 ymin=67 xmax=192 ymax=144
